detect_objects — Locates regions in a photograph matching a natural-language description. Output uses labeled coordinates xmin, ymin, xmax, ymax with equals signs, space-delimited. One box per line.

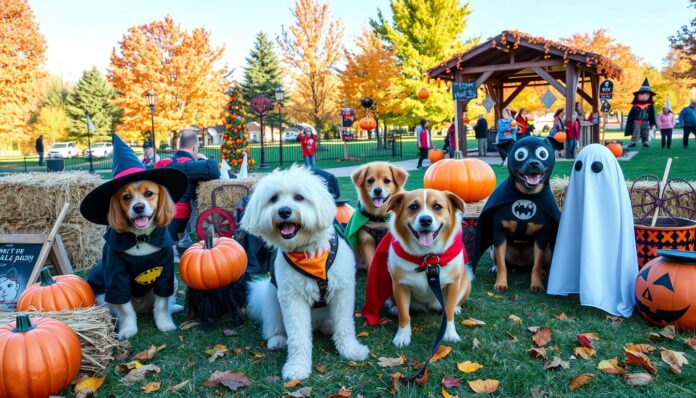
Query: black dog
xmin=473 ymin=136 xmax=563 ymax=292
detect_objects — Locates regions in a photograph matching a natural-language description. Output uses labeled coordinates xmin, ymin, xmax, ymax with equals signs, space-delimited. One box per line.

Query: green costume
xmin=344 ymin=204 xmax=390 ymax=249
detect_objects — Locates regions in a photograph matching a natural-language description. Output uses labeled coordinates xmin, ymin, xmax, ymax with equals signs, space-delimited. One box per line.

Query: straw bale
xmin=196 ymin=178 xmax=258 ymax=217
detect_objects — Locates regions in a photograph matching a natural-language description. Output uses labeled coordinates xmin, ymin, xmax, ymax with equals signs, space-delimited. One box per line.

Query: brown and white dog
xmin=350 ymin=162 xmax=408 ymax=270
xmin=385 ymin=189 xmax=471 ymax=347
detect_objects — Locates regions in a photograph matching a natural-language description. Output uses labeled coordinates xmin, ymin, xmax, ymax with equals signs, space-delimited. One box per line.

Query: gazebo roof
xmin=428 ymin=30 xmax=622 ymax=82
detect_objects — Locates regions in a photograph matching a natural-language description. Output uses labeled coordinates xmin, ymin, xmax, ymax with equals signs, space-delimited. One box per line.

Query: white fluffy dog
xmin=242 ymin=166 xmax=369 ymax=380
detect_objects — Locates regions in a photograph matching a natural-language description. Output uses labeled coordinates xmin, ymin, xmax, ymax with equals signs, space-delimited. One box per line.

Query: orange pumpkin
xmin=510 ymin=121 xmax=518 ymax=127
xmin=607 ymin=142 xmax=623 ymax=157
xmin=0 ymin=314 xmax=81 ymax=398
xmin=17 ymin=268 xmax=95 ymax=312
xmin=335 ymin=202 xmax=355 ymax=225
xmin=553 ymin=132 xmax=567 ymax=143
xmin=423 ymin=158 xmax=496 ymax=202
xmin=359 ymin=117 xmax=377 ymax=131
xmin=417 ymin=88 xmax=430 ymax=100
xmin=635 ymin=251 xmax=696 ymax=331
xmin=428 ymin=148 xmax=445 ymax=163
xmin=179 ymin=227 xmax=248 ymax=291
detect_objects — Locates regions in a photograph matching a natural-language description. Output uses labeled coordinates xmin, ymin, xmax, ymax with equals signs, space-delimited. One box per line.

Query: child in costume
xmin=625 ymin=78 xmax=657 ymax=148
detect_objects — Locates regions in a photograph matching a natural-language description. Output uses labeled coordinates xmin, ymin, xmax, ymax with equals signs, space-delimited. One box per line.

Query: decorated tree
xmin=221 ymin=84 xmax=254 ymax=173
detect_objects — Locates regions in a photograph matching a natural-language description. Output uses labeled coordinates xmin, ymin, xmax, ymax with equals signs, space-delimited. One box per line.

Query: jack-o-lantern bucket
xmin=634 ymin=218 xmax=696 ymax=268
xmin=635 ymin=249 xmax=696 ymax=331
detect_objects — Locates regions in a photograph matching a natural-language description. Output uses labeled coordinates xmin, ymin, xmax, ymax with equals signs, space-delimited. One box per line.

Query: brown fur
xmin=108 ymin=181 xmax=175 ymax=233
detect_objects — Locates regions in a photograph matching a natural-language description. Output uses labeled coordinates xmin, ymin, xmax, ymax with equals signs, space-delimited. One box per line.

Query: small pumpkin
xmin=417 ymin=88 xmax=430 ymax=100
xmin=17 ymin=268 xmax=95 ymax=312
xmin=553 ymin=132 xmax=567 ymax=143
xmin=335 ymin=202 xmax=355 ymax=225
xmin=0 ymin=314 xmax=81 ymax=398
xmin=179 ymin=227 xmax=248 ymax=291
xmin=607 ymin=142 xmax=623 ymax=157
xmin=359 ymin=117 xmax=377 ymax=131
xmin=423 ymin=158 xmax=496 ymax=202
xmin=428 ymin=148 xmax=445 ymax=163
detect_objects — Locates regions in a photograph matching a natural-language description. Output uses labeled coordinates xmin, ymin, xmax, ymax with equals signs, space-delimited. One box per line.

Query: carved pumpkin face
xmin=634 ymin=255 xmax=696 ymax=330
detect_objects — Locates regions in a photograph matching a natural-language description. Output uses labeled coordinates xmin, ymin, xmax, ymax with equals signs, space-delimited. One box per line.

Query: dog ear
xmin=107 ymin=194 xmax=129 ymax=233
xmin=351 ymin=165 xmax=368 ymax=186
xmin=444 ymin=191 xmax=466 ymax=215
xmin=154 ymin=184 xmax=176 ymax=227
xmin=389 ymin=165 xmax=409 ymax=188
xmin=386 ymin=192 xmax=406 ymax=214
xmin=546 ymin=136 xmax=564 ymax=151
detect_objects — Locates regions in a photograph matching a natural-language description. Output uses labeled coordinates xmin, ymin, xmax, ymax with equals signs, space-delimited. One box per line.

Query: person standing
xmin=297 ymin=128 xmax=317 ymax=168
xmin=515 ymin=108 xmax=530 ymax=139
xmin=625 ymin=78 xmax=657 ymax=148
xmin=444 ymin=117 xmax=456 ymax=158
xmin=679 ymin=100 xmax=696 ymax=149
xmin=473 ymin=114 xmax=489 ymax=156
xmin=416 ymin=118 xmax=431 ymax=169
xmin=565 ymin=112 xmax=581 ymax=159
xmin=141 ymin=141 xmax=160 ymax=166
xmin=550 ymin=109 xmax=566 ymax=158
xmin=657 ymin=106 xmax=675 ymax=149
xmin=35 ymin=135 xmax=44 ymax=166
xmin=496 ymin=108 xmax=518 ymax=165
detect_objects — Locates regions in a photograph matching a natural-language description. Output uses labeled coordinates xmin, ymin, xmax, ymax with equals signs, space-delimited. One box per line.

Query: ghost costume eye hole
xmin=514 ymin=148 xmax=528 ymax=161
xmin=591 ymin=161 xmax=603 ymax=173
xmin=535 ymin=147 xmax=549 ymax=160
xmin=574 ymin=160 xmax=583 ymax=171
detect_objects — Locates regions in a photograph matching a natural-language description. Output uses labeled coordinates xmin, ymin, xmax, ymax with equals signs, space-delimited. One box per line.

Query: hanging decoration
xmin=221 ymin=83 xmax=254 ymax=173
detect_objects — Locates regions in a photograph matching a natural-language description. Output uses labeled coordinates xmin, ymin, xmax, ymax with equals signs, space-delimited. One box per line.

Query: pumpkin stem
xmin=205 ymin=225 xmax=215 ymax=249
xmin=39 ymin=267 xmax=56 ymax=286
xmin=13 ymin=314 xmax=35 ymax=333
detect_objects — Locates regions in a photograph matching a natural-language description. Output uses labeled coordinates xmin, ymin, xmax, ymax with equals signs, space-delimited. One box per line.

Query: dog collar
xmin=391 ymin=231 xmax=465 ymax=270
xmin=358 ymin=203 xmax=391 ymax=223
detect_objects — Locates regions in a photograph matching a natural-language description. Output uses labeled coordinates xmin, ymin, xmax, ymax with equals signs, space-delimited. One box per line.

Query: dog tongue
xmin=418 ymin=231 xmax=435 ymax=247
xmin=133 ymin=216 xmax=149 ymax=228
xmin=281 ymin=224 xmax=297 ymax=235
xmin=525 ymin=174 xmax=542 ymax=186
xmin=373 ymin=198 xmax=385 ymax=208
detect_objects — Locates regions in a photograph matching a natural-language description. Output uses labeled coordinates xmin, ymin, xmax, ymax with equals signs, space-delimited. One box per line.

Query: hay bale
xmin=464 ymin=199 xmax=487 ymax=217
xmin=0 ymin=306 xmax=121 ymax=374
xmin=0 ymin=172 xmax=105 ymax=271
xmin=196 ymin=178 xmax=258 ymax=217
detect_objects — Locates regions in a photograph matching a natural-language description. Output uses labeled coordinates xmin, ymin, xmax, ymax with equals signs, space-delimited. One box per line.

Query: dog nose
xmin=373 ymin=187 xmax=383 ymax=196
xmin=133 ymin=203 xmax=145 ymax=214
xmin=419 ymin=215 xmax=433 ymax=227
xmin=528 ymin=160 xmax=541 ymax=168
xmin=278 ymin=207 xmax=292 ymax=219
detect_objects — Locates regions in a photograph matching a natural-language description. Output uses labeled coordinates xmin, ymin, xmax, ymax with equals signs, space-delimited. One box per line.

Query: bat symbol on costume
xmin=135 ymin=266 xmax=164 ymax=285
xmin=512 ymin=200 xmax=536 ymax=220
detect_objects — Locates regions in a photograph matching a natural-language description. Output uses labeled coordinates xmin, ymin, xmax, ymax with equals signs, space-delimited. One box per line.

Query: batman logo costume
xmin=512 ymin=200 xmax=536 ymax=220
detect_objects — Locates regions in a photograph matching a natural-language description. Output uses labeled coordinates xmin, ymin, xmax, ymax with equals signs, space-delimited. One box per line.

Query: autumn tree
xmin=65 ymin=68 xmax=121 ymax=144
xmin=660 ymin=49 xmax=696 ymax=109
xmin=669 ymin=0 xmax=696 ymax=80
xmin=0 ymin=0 xmax=46 ymax=151
xmin=340 ymin=28 xmax=403 ymax=146
xmin=241 ymin=32 xmax=284 ymax=132
xmin=109 ymin=16 xmax=228 ymax=146
xmin=279 ymin=0 xmax=343 ymax=140
xmin=32 ymin=78 xmax=70 ymax=144
xmin=372 ymin=0 xmax=476 ymax=127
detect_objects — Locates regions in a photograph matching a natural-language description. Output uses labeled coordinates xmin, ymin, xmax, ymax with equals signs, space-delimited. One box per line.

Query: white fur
xmin=243 ymin=166 xmax=369 ymax=380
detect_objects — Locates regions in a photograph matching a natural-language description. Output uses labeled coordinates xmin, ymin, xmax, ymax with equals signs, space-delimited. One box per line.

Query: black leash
xmin=407 ymin=264 xmax=448 ymax=382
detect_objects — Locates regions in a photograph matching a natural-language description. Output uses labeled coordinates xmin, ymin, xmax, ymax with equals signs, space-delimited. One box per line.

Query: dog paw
xmin=494 ymin=283 xmax=508 ymax=293
xmin=118 ymin=325 xmax=138 ymax=340
xmin=155 ymin=318 xmax=177 ymax=333
xmin=454 ymin=305 xmax=462 ymax=315
xmin=170 ymin=303 xmax=184 ymax=314
xmin=392 ymin=327 xmax=412 ymax=347
xmin=443 ymin=322 xmax=460 ymax=342
xmin=282 ymin=362 xmax=311 ymax=381
xmin=341 ymin=342 xmax=370 ymax=361
xmin=267 ymin=335 xmax=287 ymax=350
xmin=530 ymin=284 xmax=545 ymax=293
xmin=488 ymin=265 xmax=497 ymax=274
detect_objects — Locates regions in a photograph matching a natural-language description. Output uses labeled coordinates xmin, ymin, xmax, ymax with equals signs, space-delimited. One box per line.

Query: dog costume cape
xmin=344 ymin=204 xmax=390 ymax=248
xmin=547 ymin=144 xmax=638 ymax=317
xmin=361 ymin=230 xmax=465 ymax=326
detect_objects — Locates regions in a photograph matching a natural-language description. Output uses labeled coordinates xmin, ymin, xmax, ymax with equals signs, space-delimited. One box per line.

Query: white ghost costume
xmin=547 ymin=144 xmax=638 ymax=317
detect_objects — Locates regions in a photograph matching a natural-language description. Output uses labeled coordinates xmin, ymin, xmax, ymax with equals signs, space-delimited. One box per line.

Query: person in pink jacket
xmin=657 ymin=106 xmax=675 ymax=149
xmin=416 ymin=118 xmax=431 ymax=169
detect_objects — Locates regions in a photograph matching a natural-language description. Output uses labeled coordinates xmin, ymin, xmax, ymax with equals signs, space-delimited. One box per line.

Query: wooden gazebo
xmin=428 ymin=30 xmax=622 ymax=154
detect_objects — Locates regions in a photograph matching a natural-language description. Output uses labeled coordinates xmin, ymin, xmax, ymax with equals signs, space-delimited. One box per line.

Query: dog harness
xmin=358 ymin=204 xmax=390 ymax=244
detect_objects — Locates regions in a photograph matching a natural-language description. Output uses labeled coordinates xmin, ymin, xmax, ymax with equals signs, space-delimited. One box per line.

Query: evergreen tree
xmin=241 ymin=32 xmax=284 ymax=130
xmin=221 ymin=83 xmax=255 ymax=173
xmin=65 ymin=67 xmax=122 ymax=143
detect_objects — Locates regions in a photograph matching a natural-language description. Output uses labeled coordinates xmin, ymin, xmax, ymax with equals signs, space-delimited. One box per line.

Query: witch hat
xmin=80 ymin=134 xmax=187 ymax=225
xmin=665 ymin=95 xmax=672 ymax=111
xmin=633 ymin=78 xmax=656 ymax=96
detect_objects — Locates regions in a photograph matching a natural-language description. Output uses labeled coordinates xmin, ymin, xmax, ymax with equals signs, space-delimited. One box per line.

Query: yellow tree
xmin=109 ymin=17 xmax=228 ymax=145
xmin=0 ymin=0 xmax=46 ymax=152
xmin=278 ymin=0 xmax=344 ymax=139
xmin=340 ymin=28 xmax=403 ymax=143
xmin=661 ymin=49 xmax=696 ymax=111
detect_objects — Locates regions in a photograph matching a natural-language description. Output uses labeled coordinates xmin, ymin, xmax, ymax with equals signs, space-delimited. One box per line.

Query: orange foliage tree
xmin=0 ymin=0 xmax=46 ymax=151
xmin=278 ymin=0 xmax=344 ymax=139
xmin=109 ymin=16 xmax=228 ymax=146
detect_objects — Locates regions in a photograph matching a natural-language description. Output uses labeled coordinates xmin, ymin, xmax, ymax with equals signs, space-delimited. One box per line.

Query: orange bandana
xmin=284 ymin=250 xmax=330 ymax=280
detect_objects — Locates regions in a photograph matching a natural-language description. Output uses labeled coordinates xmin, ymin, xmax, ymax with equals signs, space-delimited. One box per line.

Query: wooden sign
xmin=452 ymin=82 xmax=477 ymax=101
xmin=0 ymin=204 xmax=72 ymax=311
xmin=599 ymin=80 xmax=613 ymax=100
xmin=250 ymin=94 xmax=271 ymax=115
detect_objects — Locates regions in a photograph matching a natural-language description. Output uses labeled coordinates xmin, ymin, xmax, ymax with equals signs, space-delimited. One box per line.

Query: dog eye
xmin=383 ymin=178 xmax=391 ymax=184
xmin=294 ymin=194 xmax=305 ymax=201
xmin=144 ymin=191 xmax=154 ymax=197
xmin=432 ymin=203 xmax=442 ymax=210
xmin=591 ymin=161 xmax=603 ymax=173
xmin=408 ymin=203 xmax=419 ymax=211
xmin=122 ymin=193 xmax=132 ymax=201
xmin=535 ymin=147 xmax=549 ymax=160
xmin=514 ymin=148 xmax=528 ymax=161
xmin=367 ymin=178 xmax=375 ymax=184
xmin=270 ymin=194 xmax=279 ymax=203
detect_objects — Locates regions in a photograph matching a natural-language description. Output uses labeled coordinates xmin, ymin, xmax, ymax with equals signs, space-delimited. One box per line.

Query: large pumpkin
xmin=423 ymin=158 xmax=496 ymax=202
xmin=428 ymin=148 xmax=445 ymax=163
xmin=607 ymin=142 xmax=623 ymax=157
xmin=634 ymin=250 xmax=696 ymax=330
xmin=180 ymin=227 xmax=248 ymax=291
xmin=417 ymin=88 xmax=430 ymax=100
xmin=335 ymin=201 xmax=355 ymax=225
xmin=553 ymin=132 xmax=567 ymax=143
xmin=17 ymin=268 xmax=95 ymax=312
xmin=359 ymin=117 xmax=377 ymax=131
xmin=0 ymin=314 xmax=81 ymax=398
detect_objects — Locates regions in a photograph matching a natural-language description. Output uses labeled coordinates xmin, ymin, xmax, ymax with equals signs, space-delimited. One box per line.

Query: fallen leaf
xmin=251 ymin=351 xmax=265 ymax=359
xmin=142 ymin=382 xmax=161 ymax=393
xmin=378 ymin=356 xmax=405 ymax=368
xmin=114 ymin=348 xmax=131 ymax=361
xmin=264 ymin=375 xmax=281 ymax=382
xmin=284 ymin=387 xmax=313 ymax=398
xmin=122 ymin=364 xmax=161 ymax=383
xmin=573 ymin=346 xmax=596 ymax=360
xmin=468 ymin=379 xmax=500 ymax=394
xmin=660 ymin=325 xmax=676 ymax=340
xmin=414 ymin=368 xmax=431 ymax=385
xmin=576 ymin=334 xmax=594 ymax=349
xmin=508 ymin=314 xmax=523 ymax=324
xmin=645 ymin=332 xmax=662 ymax=340
xmin=378 ymin=317 xmax=393 ymax=325
xmin=233 ymin=347 xmax=245 ymax=354
xmin=117 ymin=360 xmax=143 ymax=372
xmin=472 ymin=337 xmax=481 ymax=350
xmin=328 ymin=386 xmax=352 ymax=398
xmin=412 ymin=326 xmax=423 ymax=334
xmin=315 ymin=365 xmax=326 ymax=374
xmin=179 ymin=320 xmax=199 ymax=330
xmin=223 ymin=328 xmax=238 ymax=336
xmin=441 ymin=387 xmax=458 ymax=398
xmin=357 ymin=331 xmax=369 ymax=337
xmin=461 ymin=317 xmax=486 ymax=326
xmin=527 ymin=326 xmax=540 ymax=333
xmin=74 ymin=376 xmax=105 ymax=394
xmin=390 ymin=372 xmax=404 ymax=395
xmin=554 ymin=312 xmax=568 ymax=320
xmin=348 ymin=361 xmax=367 ymax=367
xmin=624 ymin=350 xmax=657 ymax=374
xmin=569 ymin=373 xmax=594 ymax=391
xmin=624 ymin=372 xmax=652 ymax=386
xmin=408 ymin=358 xmax=423 ymax=368
xmin=661 ymin=349 xmax=689 ymax=374
xmin=598 ymin=357 xmax=625 ymax=375
xmin=685 ymin=338 xmax=696 ymax=351
xmin=624 ymin=343 xmax=656 ymax=355
xmin=284 ymin=380 xmax=302 ymax=388
xmin=527 ymin=347 xmax=548 ymax=359
xmin=206 ymin=345 xmax=228 ymax=363
xmin=530 ymin=387 xmax=547 ymax=398
xmin=432 ymin=345 xmax=452 ymax=362
xmin=486 ymin=291 xmax=494 ymax=297
xmin=133 ymin=344 xmax=166 ymax=362
xmin=204 ymin=370 xmax=253 ymax=391
xmin=442 ymin=375 xmax=460 ymax=388
xmin=605 ymin=315 xmax=623 ymax=324
xmin=505 ymin=330 xmax=519 ymax=343
xmin=165 ymin=380 xmax=190 ymax=392
xmin=544 ymin=356 xmax=570 ymax=371
xmin=581 ymin=333 xmax=600 ymax=341
xmin=457 ymin=361 xmax=484 ymax=373
xmin=532 ymin=327 xmax=552 ymax=347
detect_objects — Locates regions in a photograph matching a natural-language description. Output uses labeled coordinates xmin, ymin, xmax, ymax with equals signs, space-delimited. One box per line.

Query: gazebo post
xmin=565 ymin=62 xmax=579 ymax=125
xmin=454 ymin=73 xmax=467 ymax=155
xmin=590 ymin=73 xmax=600 ymax=143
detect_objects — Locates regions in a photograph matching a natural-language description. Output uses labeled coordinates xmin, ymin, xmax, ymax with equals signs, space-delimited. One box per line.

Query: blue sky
xmin=30 ymin=0 xmax=691 ymax=83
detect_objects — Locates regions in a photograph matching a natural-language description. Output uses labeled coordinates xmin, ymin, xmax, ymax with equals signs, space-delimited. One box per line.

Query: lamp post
xmin=144 ymin=90 xmax=157 ymax=154
xmin=275 ymin=85 xmax=285 ymax=166
xmin=84 ymin=111 xmax=94 ymax=174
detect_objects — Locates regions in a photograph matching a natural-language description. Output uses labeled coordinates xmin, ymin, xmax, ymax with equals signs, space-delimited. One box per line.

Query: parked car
xmin=47 ymin=142 xmax=78 ymax=158
xmin=284 ymin=124 xmax=317 ymax=141
xmin=83 ymin=142 xmax=113 ymax=158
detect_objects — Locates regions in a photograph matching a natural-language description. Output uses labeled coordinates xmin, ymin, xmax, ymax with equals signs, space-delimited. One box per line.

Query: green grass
xmin=80 ymin=137 xmax=696 ymax=397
